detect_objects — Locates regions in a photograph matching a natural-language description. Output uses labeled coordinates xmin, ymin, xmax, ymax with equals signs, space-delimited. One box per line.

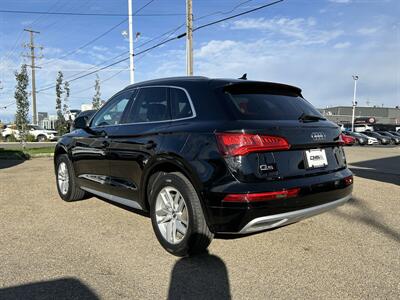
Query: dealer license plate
xmin=304 ymin=149 xmax=328 ymax=169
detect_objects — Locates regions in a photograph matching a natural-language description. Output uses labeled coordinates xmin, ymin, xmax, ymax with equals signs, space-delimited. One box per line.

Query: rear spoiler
xmin=222 ymin=81 xmax=302 ymax=96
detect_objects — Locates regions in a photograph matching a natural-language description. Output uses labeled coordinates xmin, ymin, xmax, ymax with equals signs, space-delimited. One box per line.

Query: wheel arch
xmin=141 ymin=154 xmax=204 ymax=212
xmin=36 ymin=134 xmax=47 ymax=141
xmin=53 ymin=144 xmax=69 ymax=171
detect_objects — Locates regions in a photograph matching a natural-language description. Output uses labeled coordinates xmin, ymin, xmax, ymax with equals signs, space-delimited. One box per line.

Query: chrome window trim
xmin=91 ymin=85 xmax=197 ymax=129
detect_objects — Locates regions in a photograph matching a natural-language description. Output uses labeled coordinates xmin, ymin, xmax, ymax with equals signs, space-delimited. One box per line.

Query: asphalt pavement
xmin=0 ymin=146 xmax=399 ymax=299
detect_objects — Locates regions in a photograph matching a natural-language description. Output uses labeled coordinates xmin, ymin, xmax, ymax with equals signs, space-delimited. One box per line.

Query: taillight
xmin=344 ymin=175 xmax=353 ymax=186
xmin=223 ymin=188 xmax=300 ymax=203
xmin=215 ymin=133 xmax=290 ymax=156
xmin=338 ymin=134 xmax=345 ymax=146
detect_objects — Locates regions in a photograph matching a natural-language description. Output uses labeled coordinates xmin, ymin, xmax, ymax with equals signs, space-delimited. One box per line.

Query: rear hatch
xmin=216 ymin=82 xmax=346 ymax=183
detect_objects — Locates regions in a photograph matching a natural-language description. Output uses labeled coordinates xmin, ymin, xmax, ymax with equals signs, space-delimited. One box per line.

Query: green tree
xmin=55 ymin=71 xmax=68 ymax=135
xmin=63 ymin=81 xmax=70 ymax=121
xmin=14 ymin=64 xmax=30 ymax=145
xmin=92 ymin=75 xmax=101 ymax=110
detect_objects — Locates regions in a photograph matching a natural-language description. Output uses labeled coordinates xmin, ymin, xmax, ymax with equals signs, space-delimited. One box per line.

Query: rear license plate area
xmin=304 ymin=148 xmax=328 ymax=169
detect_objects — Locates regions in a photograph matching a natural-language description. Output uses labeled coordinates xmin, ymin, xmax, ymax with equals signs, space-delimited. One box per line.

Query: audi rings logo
xmin=311 ymin=132 xmax=326 ymax=141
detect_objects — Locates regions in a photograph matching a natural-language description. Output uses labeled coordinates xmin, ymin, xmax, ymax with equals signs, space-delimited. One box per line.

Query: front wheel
xmin=37 ymin=135 xmax=47 ymax=142
xmin=56 ymin=154 xmax=86 ymax=202
xmin=149 ymin=172 xmax=213 ymax=256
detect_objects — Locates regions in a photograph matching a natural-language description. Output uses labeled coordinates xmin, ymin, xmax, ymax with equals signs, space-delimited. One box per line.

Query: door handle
xmin=145 ymin=141 xmax=156 ymax=150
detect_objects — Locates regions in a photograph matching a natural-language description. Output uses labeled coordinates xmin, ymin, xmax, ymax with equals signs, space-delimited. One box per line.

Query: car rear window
xmin=224 ymin=90 xmax=323 ymax=121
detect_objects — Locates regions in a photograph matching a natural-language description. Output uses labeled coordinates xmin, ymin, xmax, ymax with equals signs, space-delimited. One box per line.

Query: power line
xmin=194 ymin=0 xmax=284 ymax=32
xmin=72 ymin=68 xmax=129 ymax=96
xmin=35 ymin=0 xmax=251 ymax=88
xmin=195 ymin=0 xmax=254 ymax=22
xmin=2 ymin=30 xmax=24 ymax=62
xmin=28 ymin=0 xmax=64 ymax=28
xmin=38 ymin=0 xmax=155 ymax=67
xmin=38 ymin=18 xmax=128 ymax=67
xmin=36 ymin=0 xmax=284 ymax=92
xmin=0 ymin=9 xmax=184 ymax=17
xmin=0 ymin=100 xmax=17 ymax=109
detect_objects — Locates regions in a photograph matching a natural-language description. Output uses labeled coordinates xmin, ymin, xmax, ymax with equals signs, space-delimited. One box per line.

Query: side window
xmin=170 ymin=88 xmax=194 ymax=119
xmin=127 ymin=87 xmax=170 ymax=123
xmin=92 ymin=91 xmax=132 ymax=127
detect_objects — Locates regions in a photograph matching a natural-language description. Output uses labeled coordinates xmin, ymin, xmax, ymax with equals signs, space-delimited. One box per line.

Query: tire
xmin=149 ymin=172 xmax=213 ymax=257
xmin=5 ymin=135 xmax=12 ymax=142
xmin=55 ymin=154 xmax=86 ymax=202
xmin=37 ymin=135 xmax=47 ymax=142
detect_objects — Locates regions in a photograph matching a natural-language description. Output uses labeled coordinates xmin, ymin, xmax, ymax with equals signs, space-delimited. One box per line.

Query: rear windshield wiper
xmin=298 ymin=113 xmax=326 ymax=122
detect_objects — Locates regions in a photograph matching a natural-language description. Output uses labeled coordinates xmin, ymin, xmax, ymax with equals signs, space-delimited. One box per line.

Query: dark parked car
xmin=54 ymin=77 xmax=353 ymax=256
xmin=376 ymin=131 xmax=400 ymax=145
xmin=389 ymin=131 xmax=400 ymax=137
xmin=362 ymin=131 xmax=390 ymax=145
xmin=342 ymin=131 xmax=367 ymax=145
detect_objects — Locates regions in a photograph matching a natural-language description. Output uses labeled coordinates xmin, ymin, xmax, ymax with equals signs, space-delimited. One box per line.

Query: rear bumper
xmin=203 ymin=168 xmax=353 ymax=233
xmin=238 ymin=194 xmax=350 ymax=234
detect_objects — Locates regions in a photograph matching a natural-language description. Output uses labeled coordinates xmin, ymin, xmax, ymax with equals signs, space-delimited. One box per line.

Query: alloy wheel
xmin=57 ymin=162 xmax=69 ymax=195
xmin=155 ymin=186 xmax=188 ymax=244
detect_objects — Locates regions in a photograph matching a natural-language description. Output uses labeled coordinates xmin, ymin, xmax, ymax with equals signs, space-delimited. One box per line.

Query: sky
xmin=0 ymin=0 xmax=399 ymax=122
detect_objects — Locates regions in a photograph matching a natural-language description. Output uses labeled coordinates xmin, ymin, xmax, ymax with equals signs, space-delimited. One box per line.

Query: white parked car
xmin=1 ymin=124 xmax=58 ymax=142
xmin=354 ymin=124 xmax=374 ymax=132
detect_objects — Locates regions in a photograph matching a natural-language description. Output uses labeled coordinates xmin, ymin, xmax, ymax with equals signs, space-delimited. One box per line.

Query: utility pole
xmin=128 ymin=0 xmax=135 ymax=84
xmin=23 ymin=29 xmax=41 ymax=125
xmin=186 ymin=0 xmax=193 ymax=76
xmin=351 ymin=75 xmax=359 ymax=132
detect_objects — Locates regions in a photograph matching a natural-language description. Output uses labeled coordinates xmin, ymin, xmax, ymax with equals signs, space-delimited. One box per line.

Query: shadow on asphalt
xmin=168 ymin=251 xmax=231 ymax=300
xmin=0 ymin=159 xmax=25 ymax=170
xmin=349 ymin=156 xmax=400 ymax=185
xmin=0 ymin=278 xmax=99 ymax=300
xmin=331 ymin=197 xmax=400 ymax=243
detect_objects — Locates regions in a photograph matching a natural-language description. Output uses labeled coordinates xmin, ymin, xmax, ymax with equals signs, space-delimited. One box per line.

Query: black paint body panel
xmin=55 ymin=77 xmax=352 ymax=233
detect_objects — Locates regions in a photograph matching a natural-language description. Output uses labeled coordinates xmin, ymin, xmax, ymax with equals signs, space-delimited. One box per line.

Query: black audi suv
xmin=54 ymin=77 xmax=353 ymax=256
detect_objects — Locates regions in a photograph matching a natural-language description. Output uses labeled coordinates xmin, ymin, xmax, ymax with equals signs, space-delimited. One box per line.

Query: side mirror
xmin=74 ymin=115 xmax=89 ymax=130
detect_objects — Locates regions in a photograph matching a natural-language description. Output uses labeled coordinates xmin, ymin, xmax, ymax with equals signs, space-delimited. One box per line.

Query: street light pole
xmin=128 ymin=0 xmax=134 ymax=84
xmin=351 ymin=75 xmax=359 ymax=132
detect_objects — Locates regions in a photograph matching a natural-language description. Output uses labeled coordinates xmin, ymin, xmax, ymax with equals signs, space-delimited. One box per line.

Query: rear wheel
xmin=56 ymin=154 xmax=86 ymax=202
xmin=149 ymin=172 xmax=213 ymax=256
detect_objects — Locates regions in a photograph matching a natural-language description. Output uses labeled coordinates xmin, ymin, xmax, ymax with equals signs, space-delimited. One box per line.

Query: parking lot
xmin=0 ymin=146 xmax=399 ymax=299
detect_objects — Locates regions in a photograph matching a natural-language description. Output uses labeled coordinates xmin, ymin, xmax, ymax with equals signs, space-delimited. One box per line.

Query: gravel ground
xmin=0 ymin=146 xmax=399 ymax=299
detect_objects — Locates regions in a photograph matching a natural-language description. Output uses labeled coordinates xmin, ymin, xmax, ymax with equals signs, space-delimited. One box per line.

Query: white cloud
xmin=333 ymin=41 xmax=351 ymax=48
xmin=357 ymin=27 xmax=379 ymax=35
xmin=41 ymin=47 xmax=63 ymax=56
xmin=231 ymin=17 xmax=343 ymax=45
xmin=149 ymin=36 xmax=399 ymax=108
xmin=92 ymin=46 xmax=108 ymax=52
xmin=116 ymin=45 xmax=128 ymax=51
xmin=329 ymin=0 xmax=351 ymax=3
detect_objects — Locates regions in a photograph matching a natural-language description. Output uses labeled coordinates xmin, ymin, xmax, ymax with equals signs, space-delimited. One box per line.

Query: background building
xmin=41 ymin=115 xmax=57 ymax=130
xmin=81 ymin=104 xmax=93 ymax=111
xmin=38 ymin=112 xmax=48 ymax=125
xmin=319 ymin=106 xmax=400 ymax=125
